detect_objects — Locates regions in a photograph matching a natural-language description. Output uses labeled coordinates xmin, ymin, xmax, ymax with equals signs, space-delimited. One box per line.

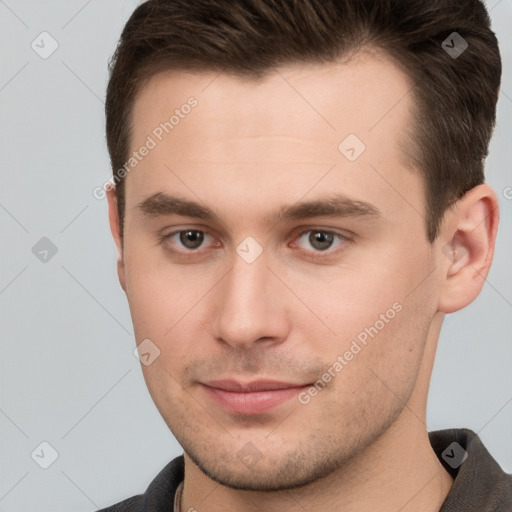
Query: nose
xmin=211 ymin=250 xmax=291 ymax=350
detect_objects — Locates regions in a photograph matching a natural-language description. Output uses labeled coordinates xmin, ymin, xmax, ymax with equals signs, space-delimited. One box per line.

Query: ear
xmin=437 ymin=184 xmax=500 ymax=314
xmin=106 ymin=186 xmax=127 ymax=292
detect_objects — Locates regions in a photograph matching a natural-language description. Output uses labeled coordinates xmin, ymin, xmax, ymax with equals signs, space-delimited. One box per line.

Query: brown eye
xmin=179 ymin=230 xmax=205 ymax=249
xmin=295 ymin=230 xmax=345 ymax=253
xmin=160 ymin=228 xmax=218 ymax=256
xmin=308 ymin=231 xmax=335 ymax=251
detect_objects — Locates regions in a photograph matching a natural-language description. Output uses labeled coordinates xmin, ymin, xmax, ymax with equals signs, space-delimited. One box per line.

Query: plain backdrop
xmin=0 ymin=1 xmax=511 ymax=510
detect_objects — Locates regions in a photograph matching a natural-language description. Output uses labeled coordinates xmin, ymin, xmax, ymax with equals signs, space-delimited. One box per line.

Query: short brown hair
xmin=105 ymin=0 xmax=501 ymax=242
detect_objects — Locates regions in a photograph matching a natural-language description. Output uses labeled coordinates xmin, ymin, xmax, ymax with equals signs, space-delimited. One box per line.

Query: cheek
xmin=123 ymin=240 xmax=200 ymax=336
xmin=123 ymin=242 xmax=227 ymax=397
xmin=299 ymin=247 xmax=434 ymax=392
xmin=303 ymin=300 xmax=429 ymax=437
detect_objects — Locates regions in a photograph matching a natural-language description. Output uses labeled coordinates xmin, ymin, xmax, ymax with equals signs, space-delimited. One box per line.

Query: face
xmin=116 ymin=51 xmax=442 ymax=490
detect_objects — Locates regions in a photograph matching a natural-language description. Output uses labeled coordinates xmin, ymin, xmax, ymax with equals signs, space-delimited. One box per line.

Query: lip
xmin=201 ymin=379 xmax=310 ymax=415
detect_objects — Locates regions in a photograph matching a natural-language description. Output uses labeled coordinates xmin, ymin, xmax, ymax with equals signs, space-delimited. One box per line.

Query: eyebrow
xmin=136 ymin=191 xmax=381 ymax=226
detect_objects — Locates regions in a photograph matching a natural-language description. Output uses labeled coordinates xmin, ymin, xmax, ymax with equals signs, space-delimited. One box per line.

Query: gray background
xmin=0 ymin=1 xmax=511 ymax=510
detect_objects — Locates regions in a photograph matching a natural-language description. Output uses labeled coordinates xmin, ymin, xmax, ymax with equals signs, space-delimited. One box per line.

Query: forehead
xmin=126 ymin=51 xmax=422 ymax=223
xmin=132 ymin=50 xmax=414 ymax=147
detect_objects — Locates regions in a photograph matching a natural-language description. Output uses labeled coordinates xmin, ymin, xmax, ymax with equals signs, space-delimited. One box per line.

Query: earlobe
xmin=437 ymin=184 xmax=499 ymax=314
xmin=106 ymin=186 xmax=127 ymax=292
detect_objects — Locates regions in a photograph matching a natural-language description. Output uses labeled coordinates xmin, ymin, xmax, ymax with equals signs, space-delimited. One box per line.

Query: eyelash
xmin=158 ymin=227 xmax=350 ymax=260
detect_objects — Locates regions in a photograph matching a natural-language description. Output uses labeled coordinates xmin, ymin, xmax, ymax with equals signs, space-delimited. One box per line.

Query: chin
xmin=185 ymin=444 xmax=341 ymax=492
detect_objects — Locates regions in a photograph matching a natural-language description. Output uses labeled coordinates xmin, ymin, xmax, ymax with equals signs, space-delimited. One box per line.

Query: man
xmin=98 ymin=0 xmax=511 ymax=510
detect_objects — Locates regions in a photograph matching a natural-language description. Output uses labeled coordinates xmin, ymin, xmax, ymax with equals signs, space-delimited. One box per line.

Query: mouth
xmin=200 ymin=379 xmax=311 ymax=415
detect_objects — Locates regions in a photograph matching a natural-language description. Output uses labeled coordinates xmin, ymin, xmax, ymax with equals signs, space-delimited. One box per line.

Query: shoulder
xmin=95 ymin=495 xmax=144 ymax=512
xmin=94 ymin=455 xmax=185 ymax=512
xmin=430 ymin=428 xmax=512 ymax=511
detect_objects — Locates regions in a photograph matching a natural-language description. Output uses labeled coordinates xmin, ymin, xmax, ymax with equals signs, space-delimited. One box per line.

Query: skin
xmin=106 ymin=49 xmax=499 ymax=511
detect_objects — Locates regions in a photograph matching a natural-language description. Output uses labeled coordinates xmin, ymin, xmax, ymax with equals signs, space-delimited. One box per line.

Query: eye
xmin=293 ymin=230 xmax=347 ymax=254
xmin=163 ymin=229 xmax=216 ymax=251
